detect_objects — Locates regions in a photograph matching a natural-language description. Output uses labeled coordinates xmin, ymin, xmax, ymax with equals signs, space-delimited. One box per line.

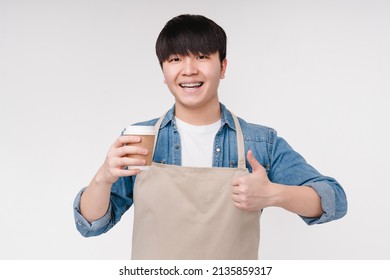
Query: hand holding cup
xmin=122 ymin=126 xmax=155 ymax=170
xmin=98 ymin=126 xmax=155 ymax=185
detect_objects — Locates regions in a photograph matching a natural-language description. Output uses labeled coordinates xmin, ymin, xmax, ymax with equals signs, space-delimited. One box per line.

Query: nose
xmin=181 ymin=57 xmax=198 ymax=76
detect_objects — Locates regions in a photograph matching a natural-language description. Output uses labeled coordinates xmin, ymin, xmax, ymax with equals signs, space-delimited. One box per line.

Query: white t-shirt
xmin=175 ymin=117 xmax=221 ymax=167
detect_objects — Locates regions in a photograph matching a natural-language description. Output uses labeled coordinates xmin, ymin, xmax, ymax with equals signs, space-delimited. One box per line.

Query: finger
xmin=233 ymin=202 xmax=242 ymax=209
xmin=231 ymin=176 xmax=240 ymax=186
xmin=231 ymin=185 xmax=240 ymax=195
xmin=247 ymin=150 xmax=264 ymax=174
xmin=233 ymin=199 xmax=246 ymax=210
xmin=118 ymin=135 xmax=142 ymax=145
xmin=111 ymin=167 xmax=142 ymax=178
xmin=112 ymin=135 xmax=142 ymax=148
xmin=232 ymin=196 xmax=239 ymax=204
xmin=231 ymin=173 xmax=248 ymax=187
xmin=116 ymin=145 xmax=149 ymax=157
xmin=113 ymin=157 xmax=147 ymax=168
xmin=231 ymin=172 xmax=248 ymax=186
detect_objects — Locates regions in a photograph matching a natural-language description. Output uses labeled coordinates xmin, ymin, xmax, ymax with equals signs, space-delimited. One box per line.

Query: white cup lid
xmin=124 ymin=125 xmax=155 ymax=135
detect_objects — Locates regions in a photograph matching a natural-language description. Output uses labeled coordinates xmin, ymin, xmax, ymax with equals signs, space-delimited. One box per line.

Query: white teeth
xmin=180 ymin=82 xmax=203 ymax=88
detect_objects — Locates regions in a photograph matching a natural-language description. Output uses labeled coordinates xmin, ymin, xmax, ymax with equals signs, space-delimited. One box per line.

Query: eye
xmin=168 ymin=56 xmax=181 ymax=63
xmin=197 ymin=55 xmax=208 ymax=60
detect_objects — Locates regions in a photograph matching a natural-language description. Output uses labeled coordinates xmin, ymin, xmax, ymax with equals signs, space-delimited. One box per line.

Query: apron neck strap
xmin=153 ymin=110 xmax=246 ymax=169
xmin=230 ymin=112 xmax=246 ymax=169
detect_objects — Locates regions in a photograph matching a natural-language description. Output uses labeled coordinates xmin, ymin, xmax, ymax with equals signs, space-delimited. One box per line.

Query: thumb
xmin=247 ymin=150 xmax=264 ymax=174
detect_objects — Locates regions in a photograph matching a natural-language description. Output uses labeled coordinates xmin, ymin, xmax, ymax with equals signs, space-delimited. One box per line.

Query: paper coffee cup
xmin=123 ymin=126 xmax=155 ymax=170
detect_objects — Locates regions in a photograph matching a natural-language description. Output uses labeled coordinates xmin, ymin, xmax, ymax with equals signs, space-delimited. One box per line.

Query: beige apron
xmin=131 ymin=112 xmax=260 ymax=260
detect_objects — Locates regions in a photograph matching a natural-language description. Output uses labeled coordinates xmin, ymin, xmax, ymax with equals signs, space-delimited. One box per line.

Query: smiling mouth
xmin=179 ymin=82 xmax=204 ymax=89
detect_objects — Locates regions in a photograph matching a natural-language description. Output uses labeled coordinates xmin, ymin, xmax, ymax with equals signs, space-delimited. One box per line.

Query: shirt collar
xmin=158 ymin=102 xmax=237 ymax=131
xmin=220 ymin=103 xmax=237 ymax=131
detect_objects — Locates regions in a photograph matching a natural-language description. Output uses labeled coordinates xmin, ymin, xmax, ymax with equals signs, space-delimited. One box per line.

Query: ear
xmin=220 ymin=58 xmax=227 ymax=79
xmin=162 ymin=64 xmax=167 ymax=84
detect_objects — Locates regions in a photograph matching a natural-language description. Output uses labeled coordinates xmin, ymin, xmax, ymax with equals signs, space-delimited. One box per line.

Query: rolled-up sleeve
xmin=73 ymin=175 xmax=134 ymax=237
xmin=301 ymin=180 xmax=347 ymax=225
xmin=269 ymin=136 xmax=348 ymax=225
xmin=73 ymin=188 xmax=113 ymax=237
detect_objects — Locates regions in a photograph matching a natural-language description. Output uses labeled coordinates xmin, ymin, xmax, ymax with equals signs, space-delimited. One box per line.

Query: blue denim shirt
xmin=74 ymin=103 xmax=347 ymax=237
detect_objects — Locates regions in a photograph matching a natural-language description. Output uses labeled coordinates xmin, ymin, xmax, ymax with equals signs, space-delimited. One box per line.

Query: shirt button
xmin=175 ymin=144 xmax=180 ymax=149
xmin=216 ymin=147 xmax=221 ymax=153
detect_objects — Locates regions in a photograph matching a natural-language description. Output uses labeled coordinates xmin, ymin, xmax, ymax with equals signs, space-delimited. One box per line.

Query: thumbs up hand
xmin=231 ymin=150 xmax=278 ymax=211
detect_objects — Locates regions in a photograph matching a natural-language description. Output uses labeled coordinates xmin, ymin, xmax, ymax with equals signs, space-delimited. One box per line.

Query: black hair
xmin=155 ymin=14 xmax=227 ymax=67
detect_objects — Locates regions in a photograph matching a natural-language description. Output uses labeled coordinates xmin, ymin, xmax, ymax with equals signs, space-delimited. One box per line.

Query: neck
xmin=174 ymin=100 xmax=221 ymax=125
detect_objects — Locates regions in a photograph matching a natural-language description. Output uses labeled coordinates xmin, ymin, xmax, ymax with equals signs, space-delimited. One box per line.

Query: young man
xmin=73 ymin=14 xmax=347 ymax=259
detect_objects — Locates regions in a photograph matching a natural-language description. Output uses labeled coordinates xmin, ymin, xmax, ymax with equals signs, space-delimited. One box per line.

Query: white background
xmin=0 ymin=0 xmax=389 ymax=260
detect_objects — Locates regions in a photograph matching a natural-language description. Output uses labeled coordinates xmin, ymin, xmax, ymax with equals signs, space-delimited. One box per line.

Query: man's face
xmin=162 ymin=52 xmax=227 ymax=111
